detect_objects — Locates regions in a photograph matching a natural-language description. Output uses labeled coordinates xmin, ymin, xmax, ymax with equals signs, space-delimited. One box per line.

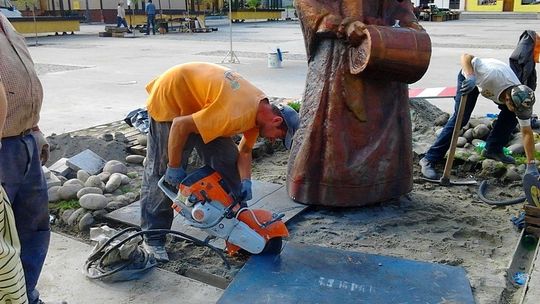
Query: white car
xmin=0 ymin=0 xmax=22 ymax=17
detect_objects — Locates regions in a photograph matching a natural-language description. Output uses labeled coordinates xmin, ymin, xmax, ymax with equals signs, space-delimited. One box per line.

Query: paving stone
xmin=66 ymin=149 xmax=106 ymax=175
xmin=49 ymin=158 xmax=73 ymax=177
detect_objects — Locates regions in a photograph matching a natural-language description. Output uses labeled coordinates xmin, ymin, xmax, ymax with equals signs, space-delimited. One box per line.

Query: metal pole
xmin=85 ymin=0 xmax=90 ymax=22
xmin=221 ymin=0 xmax=239 ymax=63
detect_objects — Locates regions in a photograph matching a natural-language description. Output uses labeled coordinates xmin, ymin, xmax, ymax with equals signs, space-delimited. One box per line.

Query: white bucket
xmin=267 ymin=52 xmax=282 ymax=68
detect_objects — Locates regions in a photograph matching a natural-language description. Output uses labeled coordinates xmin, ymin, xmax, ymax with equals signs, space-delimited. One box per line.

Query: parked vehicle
xmin=0 ymin=0 xmax=22 ymax=17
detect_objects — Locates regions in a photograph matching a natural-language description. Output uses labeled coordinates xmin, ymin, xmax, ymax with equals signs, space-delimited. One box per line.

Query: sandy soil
xmin=48 ymin=99 xmax=526 ymax=304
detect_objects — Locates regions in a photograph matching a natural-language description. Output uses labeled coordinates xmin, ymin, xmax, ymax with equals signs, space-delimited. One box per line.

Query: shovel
xmin=423 ymin=94 xmax=477 ymax=186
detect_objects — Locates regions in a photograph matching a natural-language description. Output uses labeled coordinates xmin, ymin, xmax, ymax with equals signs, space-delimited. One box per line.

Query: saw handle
xmin=158 ymin=176 xmax=179 ymax=201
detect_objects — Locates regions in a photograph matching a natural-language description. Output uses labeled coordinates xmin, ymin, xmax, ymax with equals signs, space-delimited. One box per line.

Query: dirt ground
xmin=48 ymin=99 xmax=527 ymax=304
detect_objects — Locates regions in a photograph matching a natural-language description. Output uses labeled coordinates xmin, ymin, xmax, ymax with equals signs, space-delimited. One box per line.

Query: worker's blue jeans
xmin=0 ymin=134 xmax=50 ymax=304
xmin=424 ymin=71 xmax=518 ymax=162
xmin=140 ymin=118 xmax=241 ymax=246
xmin=146 ymin=14 xmax=155 ymax=34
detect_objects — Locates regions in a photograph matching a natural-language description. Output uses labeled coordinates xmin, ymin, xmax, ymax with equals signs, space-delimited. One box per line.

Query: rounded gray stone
xmin=137 ymin=134 xmax=148 ymax=146
xmin=84 ymin=176 xmax=103 ymax=188
xmin=105 ymin=173 xmax=123 ymax=193
xmin=124 ymin=192 xmax=139 ymax=203
xmin=77 ymin=187 xmax=103 ymax=199
xmin=462 ymin=129 xmax=474 ymax=142
xmin=434 ymin=113 xmax=450 ymax=126
xmin=67 ymin=207 xmax=86 ymax=226
xmin=508 ymin=143 xmax=524 ymax=155
xmin=505 ymin=168 xmax=521 ymax=182
xmin=78 ymin=212 xmax=95 ymax=231
xmin=103 ymin=160 xmax=128 ymax=175
xmin=100 ymin=133 xmax=114 ymax=142
xmin=48 ymin=186 xmax=61 ymax=203
xmin=58 ymin=184 xmax=84 ymax=200
xmin=64 ymin=178 xmax=84 ymax=187
xmin=126 ymin=155 xmax=145 ymax=165
xmin=106 ymin=201 xmax=127 ymax=210
xmin=92 ymin=209 xmax=108 ymax=218
xmin=472 ymin=124 xmax=490 ymax=139
xmin=79 ymin=193 xmax=108 ymax=210
xmin=58 ymin=176 xmax=68 ymax=185
xmin=456 ymin=137 xmax=468 ymax=148
xmin=77 ymin=170 xmax=91 ymax=183
xmin=97 ymin=172 xmax=111 ymax=182
xmin=61 ymin=209 xmax=75 ymax=224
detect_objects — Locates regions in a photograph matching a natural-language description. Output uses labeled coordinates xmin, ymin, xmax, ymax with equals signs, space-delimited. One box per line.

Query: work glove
xmin=240 ymin=179 xmax=252 ymax=201
xmin=31 ymin=130 xmax=49 ymax=165
xmin=525 ymin=162 xmax=540 ymax=177
xmin=164 ymin=166 xmax=187 ymax=189
xmin=460 ymin=75 xmax=477 ymax=94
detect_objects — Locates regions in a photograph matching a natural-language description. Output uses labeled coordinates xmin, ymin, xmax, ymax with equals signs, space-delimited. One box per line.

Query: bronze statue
xmin=287 ymin=0 xmax=431 ymax=207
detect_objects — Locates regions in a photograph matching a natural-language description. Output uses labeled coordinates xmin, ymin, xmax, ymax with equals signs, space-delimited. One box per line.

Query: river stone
xmin=469 ymin=118 xmax=491 ymax=128
xmin=77 ymin=187 xmax=103 ymax=199
xmin=120 ymin=174 xmax=130 ymax=185
xmin=103 ymin=160 xmax=128 ymax=175
xmin=113 ymin=195 xmax=130 ymax=204
xmin=79 ymin=193 xmax=108 ymax=210
xmin=126 ymin=155 xmax=145 ymax=164
xmin=142 ymin=157 xmax=147 ymax=167
xmin=48 ymin=186 xmax=61 ymax=203
xmin=508 ymin=143 xmax=524 ymax=155
xmin=463 ymin=129 xmax=474 ymax=142
xmin=124 ymin=192 xmax=139 ymax=203
xmin=67 ymin=207 xmax=86 ymax=226
xmin=137 ymin=134 xmax=148 ymax=146
xmin=473 ymin=124 xmax=490 ymax=139
xmin=92 ymin=209 xmax=108 ymax=218
xmin=64 ymin=178 xmax=84 ymax=187
xmin=115 ymin=132 xmax=128 ymax=143
xmin=100 ymin=133 xmax=113 ymax=142
xmin=434 ymin=113 xmax=450 ymax=127
xmin=456 ymin=137 xmax=468 ymax=148
xmin=105 ymin=174 xmax=123 ymax=193
xmin=481 ymin=159 xmax=506 ymax=178
xmin=77 ymin=170 xmax=91 ymax=183
xmin=97 ymin=172 xmax=111 ymax=182
xmin=61 ymin=209 xmax=75 ymax=224
xmin=467 ymin=154 xmax=482 ymax=163
xmin=106 ymin=201 xmax=127 ymax=210
xmin=85 ymin=176 xmax=102 ymax=188
xmin=58 ymin=184 xmax=84 ymax=200
xmin=58 ymin=175 xmax=68 ymax=185
xmin=505 ymin=168 xmax=521 ymax=182
xmin=112 ymin=189 xmax=124 ymax=196
xmin=78 ymin=212 xmax=95 ymax=232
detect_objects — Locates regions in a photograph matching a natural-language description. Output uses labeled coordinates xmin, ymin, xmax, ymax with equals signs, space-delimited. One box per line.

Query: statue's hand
xmin=346 ymin=21 xmax=367 ymax=47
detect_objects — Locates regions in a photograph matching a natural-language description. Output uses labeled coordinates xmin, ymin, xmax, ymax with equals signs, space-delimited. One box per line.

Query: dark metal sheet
xmin=218 ymin=242 xmax=474 ymax=304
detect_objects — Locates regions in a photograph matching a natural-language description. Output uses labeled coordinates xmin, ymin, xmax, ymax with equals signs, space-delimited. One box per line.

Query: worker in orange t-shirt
xmin=140 ymin=62 xmax=299 ymax=262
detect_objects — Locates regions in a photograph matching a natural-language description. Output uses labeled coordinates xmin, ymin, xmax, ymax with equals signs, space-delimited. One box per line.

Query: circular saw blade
xmin=523 ymin=173 xmax=540 ymax=207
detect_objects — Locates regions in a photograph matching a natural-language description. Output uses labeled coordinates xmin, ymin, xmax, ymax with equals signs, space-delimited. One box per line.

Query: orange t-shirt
xmin=146 ymin=62 xmax=266 ymax=148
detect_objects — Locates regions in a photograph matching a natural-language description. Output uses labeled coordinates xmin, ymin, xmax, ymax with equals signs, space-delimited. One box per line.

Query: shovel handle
xmin=442 ymin=94 xmax=468 ymax=181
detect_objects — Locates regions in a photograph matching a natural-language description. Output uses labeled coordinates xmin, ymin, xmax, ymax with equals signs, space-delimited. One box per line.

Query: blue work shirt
xmin=145 ymin=2 xmax=156 ymax=15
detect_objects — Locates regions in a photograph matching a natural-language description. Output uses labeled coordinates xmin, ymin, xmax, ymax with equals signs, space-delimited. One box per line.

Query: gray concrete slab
xmin=523 ymin=244 xmax=540 ymax=304
xmin=37 ymin=233 xmax=223 ymax=304
xmin=104 ymin=180 xmax=307 ymax=249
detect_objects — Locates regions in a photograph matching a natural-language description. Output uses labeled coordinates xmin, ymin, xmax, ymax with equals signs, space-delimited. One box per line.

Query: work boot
xmin=419 ymin=157 xmax=440 ymax=180
xmin=142 ymin=242 xmax=169 ymax=262
xmin=482 ymin=150 xmax=515 ymax=164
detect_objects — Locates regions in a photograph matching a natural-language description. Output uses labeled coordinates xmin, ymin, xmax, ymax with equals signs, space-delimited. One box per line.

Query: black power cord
xmin=477 ymin=180 xmax=526 ymax=206
xmin=84 ymin=227 xmax=230 ymax=281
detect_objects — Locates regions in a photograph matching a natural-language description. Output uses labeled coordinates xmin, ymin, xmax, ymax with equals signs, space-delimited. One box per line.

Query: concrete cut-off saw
xmin=158 ymin=165 xmax=289 ymax=255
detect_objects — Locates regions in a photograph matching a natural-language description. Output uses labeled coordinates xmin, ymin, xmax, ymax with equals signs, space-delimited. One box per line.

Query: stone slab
xmin=66 ymin=149 xmax=106 ymax=175
xmin=37 ymin=233 xmax=223 ymax=304
xmin=104 ymin=180 xmax=308 ymax=249
xmin=42 ymin=166 xmax=52 ymax=179
xmin=218 ymin=242 xmax=475 ymax=304
xmin=523 ymin=242 xmax=540 ymax=304
xmin=48 ymin=157 xmax=72 ymax=177
xmin=45 ymin=172 xmax=61 ymax=188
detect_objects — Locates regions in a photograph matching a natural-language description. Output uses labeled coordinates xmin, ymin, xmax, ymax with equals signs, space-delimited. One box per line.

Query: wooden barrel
xmin=349 ymin=25 xmax=431 ymax=84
